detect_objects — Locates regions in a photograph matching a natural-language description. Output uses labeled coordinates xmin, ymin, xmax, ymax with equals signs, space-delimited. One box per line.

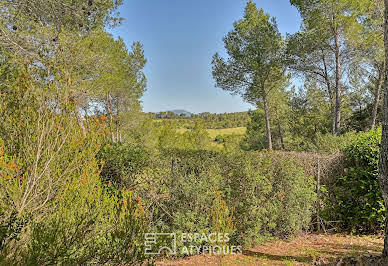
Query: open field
xmin=176 ymin=127 xmax=247 ymax=138
xmin=206 ymin=127 xmax=247 ymax=138
xmin=157 ymin=234 xmax=384 ymax=266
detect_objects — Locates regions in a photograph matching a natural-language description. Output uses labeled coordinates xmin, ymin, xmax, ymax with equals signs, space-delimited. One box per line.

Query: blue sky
xmin=108 ymin=0 xmax=301 ymax=114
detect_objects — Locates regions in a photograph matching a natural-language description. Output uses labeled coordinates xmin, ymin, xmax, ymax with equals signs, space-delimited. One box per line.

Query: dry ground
xmin=157 ymin=234 xmax=384 ymax=266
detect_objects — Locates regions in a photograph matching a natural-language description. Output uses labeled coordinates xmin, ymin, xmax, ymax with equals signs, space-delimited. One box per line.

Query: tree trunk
xmin=275 ymin=108 xmax=285 ymax=150
xmin=322 ymin=54 xmax=336 ymax=134
xmin=106 ymin=93 xmax=115 ymax=143
xmin=325 ymin=77 xmax=336 ymax=134
xmin=330 ymin=92 xmax=336 ymax=134
xmin=379 ymin=0 xmax=388 ymax=256
xmin=334 ymin=30 xmax=342 ymax=135
xmin=277 ymin=123 xmax=285 ymax=150
xmin=262 ymin=92 xmax=273 ymax=151
xmin=116 ymin=100 xmax=122 ymax=142
xmin=371 ymin=62 xmax=385 ymax=130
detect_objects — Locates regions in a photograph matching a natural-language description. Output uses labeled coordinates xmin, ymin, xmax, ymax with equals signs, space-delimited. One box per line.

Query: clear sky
xmin=108 ymin=0 xmax=301 ymax=114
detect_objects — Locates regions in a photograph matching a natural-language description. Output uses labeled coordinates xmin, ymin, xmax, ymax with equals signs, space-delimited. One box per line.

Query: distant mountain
xmin=170 ymin=110 xmax=192 ymax=117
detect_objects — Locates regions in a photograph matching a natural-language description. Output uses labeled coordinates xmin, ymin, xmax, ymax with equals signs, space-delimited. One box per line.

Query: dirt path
xmin=157 ymin=234 xmax=383 ymax=265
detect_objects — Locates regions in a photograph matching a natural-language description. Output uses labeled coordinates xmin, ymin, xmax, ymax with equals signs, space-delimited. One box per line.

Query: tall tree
xmin=286 ymin=30 xmax=336 ymax=133
xmin=211 ymin=1 xmax=287 ymax=150
xmin=291 ymin=0 xmax=356 ymax=134
xmin=379 ymin=0 xmax=388 ymax=257
xmin=75 ymin=31 xmax=146 ymax=142
xmin=366 ymin=0 xmax=385 ymax=130
xmin=371 ymin=61 xmax=386 ymax=129
xmin=0 ymin=0 xmax=122 ymax=57
xmin=0 ymin=0 xmax=125 ymax=136
xmin=348 ymin=0 xmax=385 ymax=129
xmin=243 ymin=87 xmax=291 ymax=151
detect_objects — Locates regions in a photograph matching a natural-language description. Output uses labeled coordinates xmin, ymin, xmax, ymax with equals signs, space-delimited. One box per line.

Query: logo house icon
xmin=144 ymin=233 xmax=177 ymax=255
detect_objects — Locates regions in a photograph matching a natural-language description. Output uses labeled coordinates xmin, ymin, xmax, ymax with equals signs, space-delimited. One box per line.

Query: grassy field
xmin=157 ymin=234 xmax=384 ymax=266
xmin=206 ymin=127 xmax=246 ymax=138
xmin=176 ymin=127 xmax=246 ymax=138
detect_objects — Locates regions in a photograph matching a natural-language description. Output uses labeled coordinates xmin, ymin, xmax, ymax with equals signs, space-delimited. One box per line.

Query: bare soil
xmin=156 ymin=234 xmax=384 ymax=266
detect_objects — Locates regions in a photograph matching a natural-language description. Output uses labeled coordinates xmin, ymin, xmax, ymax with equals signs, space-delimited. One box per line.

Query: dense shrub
xmin=21 ymin=180 xmax=148 ymax=265
xmin=324 ymin=127 xmax=384 ymax=233
xmin=146 ymin=149 xmax=316 ymax=249
xmin=214 ymin=135 xmax=225 ymax=143
xmin=149 ymin=149 xmax=225 ymax=251
xmin=310 ymin=131 xmax=358 ymax=154
xmin=222 ymin=152 xmax=315 ymax=245
xmin=96 ymin=142 xmax=151 ymax=189
xmin=0 ymin=141 xmax=149 ymax=265
xmin=0 ymin=69 xmax=150 ymax=264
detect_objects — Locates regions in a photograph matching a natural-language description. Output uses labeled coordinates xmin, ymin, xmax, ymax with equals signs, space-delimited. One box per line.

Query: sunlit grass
xmin=176 ymin=127 xmax=247 ymax=138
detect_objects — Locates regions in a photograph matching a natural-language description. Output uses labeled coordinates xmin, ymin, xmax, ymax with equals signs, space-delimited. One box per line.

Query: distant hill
xmin=170 ymin=110 xmax=192 ymax=117
xmin=150 ymin=110 xmax=193 ymax=118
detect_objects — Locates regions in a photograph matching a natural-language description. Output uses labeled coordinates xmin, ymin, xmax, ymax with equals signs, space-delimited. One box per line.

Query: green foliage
xmin=0 ymin=42 xmax=149 ymax=264
xmin=311 ymin=131 xmax=357 ymax=154
xmin=0 ymin=136 xmax=149 ymax=264
xmin=212 ymin=0 xmax=289 ymax=150
xmin=149 ymin=149 xmax=316 ymax=248
xmin=154 ymin=149 xmax=223 ymax=249
xmin=221 ymin=152 xmax=315 ymax=245
xmin=0 ymin=0 xmax=123 ymax=58
xmin=0 ymin=210 xmax=28 ymax=261
xmin=214 ymin=135 xmax=225 ymax=143
xmin=96 ymin=142 xmax=150 ymax=189
xmin=242 ymin=82 xmax=336 ymax=152
xmin=210 ymin=190 xmax=236 ymax=249
xmin=156 ymin=120 xmax=210 ymax=150
xmin=20 ymin=179 xmax=148 ymax=265
xmin=323 ymin=127 xmax=384 ymax=233
xmin=241 ymin=109 xmax=268 ymax=150
xmin=287 ymin=85 xmax=333 ymax=151
xmin=147 ymin=111 xmax=250 ymax=129
xmin=210 ymin=190 xmax=236 ymax=237
xmin=1 ymin=0 xmax=387 ymax=263
xmin=212 ymin=1 xmax=286 ymax=102
xmin=184 ymin=120 xmax=210 ymax=149
xmin=242 ymin=84 xmax=360 ymax=153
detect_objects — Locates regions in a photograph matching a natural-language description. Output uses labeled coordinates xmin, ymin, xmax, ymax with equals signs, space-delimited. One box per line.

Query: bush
xmin=22 ymin=186 xmax=148 ymax=265
xmin=222 ymin=152 xmax=315 ymax=245
xmin=147 ymin=149 xmax=316 ymax=249
xmin=0 ymin=138 xmax=149 ymax=265
xmin=0 ymin=71 xmax=150 ymax=264
xmin=310 ymin=131 xmax=357 ymax=154
xmin=324 ymin=127 xmax=384 ymax=233
xmin=214 ymin=135 xmax=225 ymax=143
xmin=96 ymin=142 xmax=151 ymax=189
